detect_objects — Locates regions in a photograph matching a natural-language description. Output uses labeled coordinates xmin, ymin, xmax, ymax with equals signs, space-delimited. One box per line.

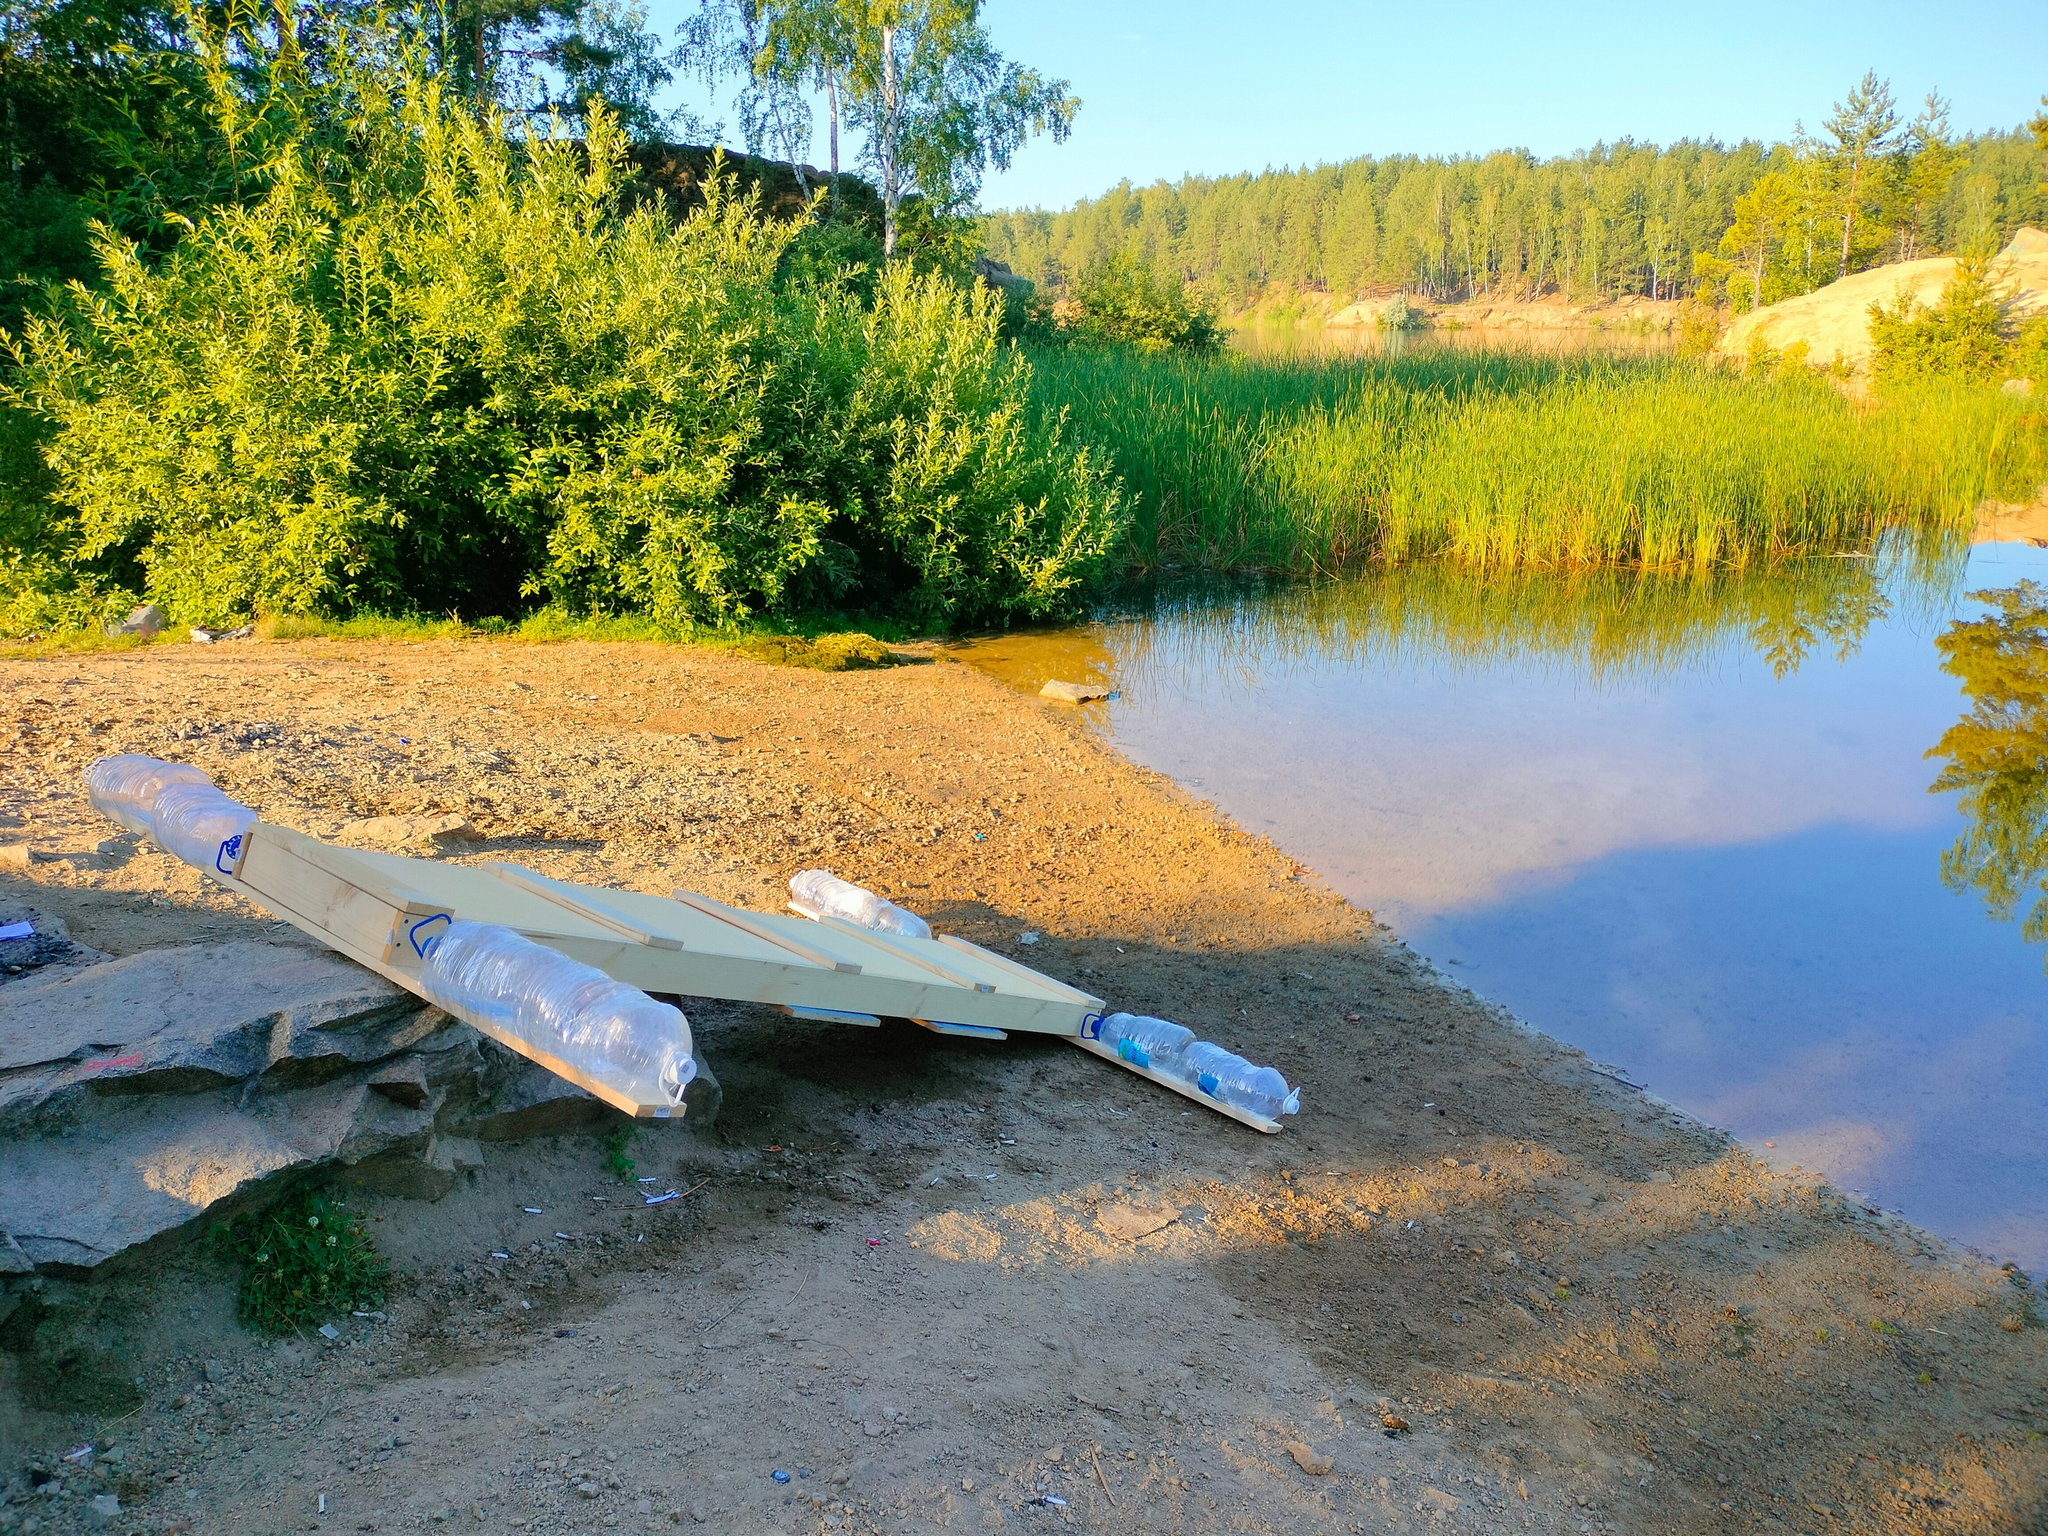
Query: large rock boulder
xmin=1717 ymin=227 xmax=2048 ymax=372
xmin=0 ymin=941 xmax=715 ymax=1275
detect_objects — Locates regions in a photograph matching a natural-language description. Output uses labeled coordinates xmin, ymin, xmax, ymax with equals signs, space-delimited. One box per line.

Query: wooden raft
xmin=211 ymin=822 xmax=1104 ymax=1118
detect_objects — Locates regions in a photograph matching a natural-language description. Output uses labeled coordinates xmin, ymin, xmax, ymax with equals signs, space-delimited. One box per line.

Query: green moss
xmin=739 ymin=631 xmax=898 ymax=670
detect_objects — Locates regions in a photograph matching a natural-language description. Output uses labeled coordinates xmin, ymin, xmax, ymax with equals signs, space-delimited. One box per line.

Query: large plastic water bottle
xmin=1094 ymin=1012 xmax=1195 ymax=1076
xmin=85 ymin=754 xmax=212 ymax=836
xmin=1184 ymin=1041 xmax=1302 ymax=1119
xmin=417 ymin=920 xmax=698 ymax=1108
xmin=148 ymin=780 xmax=258 ymax=876
xmin=788 ymin=869 xmax=932 ymax=940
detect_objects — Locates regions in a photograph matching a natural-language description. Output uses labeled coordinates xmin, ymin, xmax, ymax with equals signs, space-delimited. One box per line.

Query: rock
xmin=339 ymin=814 xmax=479 ymax=847
xmin=1286 ymin=1442 xmax=1333 ymax=1476
xmin=1096 ymin=1202 xmax=1181 ymax=1242
xmin=367 ymin=1055 xmax=432 ymax=1108
xmin=5 ymin=1076 xmax=437 ymax=1271
xmin=0 ymin=1231 xmax=32 ymax=1273
xmin=447 ymin=1053 xmax=612 ymax=1141
xmin=1419 ymin=1487 xmax=1461 ymax=1511
xmin=106 ymin=604 xmax=165 ymax=638
xmin=203 ymin=1358 xmax=225 ymax=1383
xmin=87 ymin=1492 xmax=122 ymax=1522
xmin=1038 ymin=679 xmax=1112 ymax=703
xmin=0 ymin=942 xmax=441 ymax=1132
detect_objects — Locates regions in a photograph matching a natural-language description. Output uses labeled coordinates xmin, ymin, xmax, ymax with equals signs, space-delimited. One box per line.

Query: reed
xmin=1027 ymin=348 xmax=2048 ymax=574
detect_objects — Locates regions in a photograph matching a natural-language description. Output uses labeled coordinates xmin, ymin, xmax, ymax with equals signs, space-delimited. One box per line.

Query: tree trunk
xmin=827 ymin=71 xmax=840 ymax=177
xmin=879 ymin=23 xmax=899 ymax=257
xmin=1839 ymin=160 xmax=1858 ymax=274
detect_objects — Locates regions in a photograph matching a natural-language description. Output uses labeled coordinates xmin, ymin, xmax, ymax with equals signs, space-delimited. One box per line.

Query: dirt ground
xmin=1 ymin=636 xmax=2045 ymax=1536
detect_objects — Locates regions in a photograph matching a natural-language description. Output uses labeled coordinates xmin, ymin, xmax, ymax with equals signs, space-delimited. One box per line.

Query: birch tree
xmin=764 ymin=0 xmax=1076 ymax=256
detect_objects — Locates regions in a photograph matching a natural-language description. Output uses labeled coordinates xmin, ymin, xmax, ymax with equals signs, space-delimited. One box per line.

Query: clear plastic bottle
xmin=1093 ymin=1012 xmax=1195 ymax=1077
xmin=85 ymin=754 xmax=212 ymax=836
xmin=148 ymin=781 xmax=258 ymax=876
xmin=1183 ymin=1041 xmax=1302 ymax=1120
xmin=417 ymin=920 xmax=698 ymax=1108
xmin=788 ymin=869 xmax=932 ymax=940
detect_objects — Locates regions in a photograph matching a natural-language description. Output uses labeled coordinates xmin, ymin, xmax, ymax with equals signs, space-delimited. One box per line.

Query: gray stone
xmin=0 ymin=1230 xmax=31 ymax=1273
xmin=5 ymin=1076 xmax=436 ymax=1271
xmin=0 ymin=941 xmax=443 ymax=1133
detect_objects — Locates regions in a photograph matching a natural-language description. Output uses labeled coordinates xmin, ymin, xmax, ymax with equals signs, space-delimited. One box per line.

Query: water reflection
xmin=1927 ymin=579 xmax=2048 ymax=964
xmin=952 ymin=542 xmax=2048 ymax=1269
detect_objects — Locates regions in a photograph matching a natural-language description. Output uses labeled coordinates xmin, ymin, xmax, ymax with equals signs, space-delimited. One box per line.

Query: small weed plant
xmin=601 ymin=1124 xmax=639 ymax=1182
xmin=221 ymin=1190 xmax=388 ymax=1334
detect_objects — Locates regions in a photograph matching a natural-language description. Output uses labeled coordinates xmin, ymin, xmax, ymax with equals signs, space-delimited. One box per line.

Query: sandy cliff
xmin=1717 ymin=227 xmax=2048 ymax=371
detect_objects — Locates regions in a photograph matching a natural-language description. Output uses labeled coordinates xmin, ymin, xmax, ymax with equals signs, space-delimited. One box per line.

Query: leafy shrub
xmin=220 ymin=1190 xmax=388 ymax=1334
xmin=1068 ymin=254 xmax=1222 ymax=353
xmin=2 ymin=16 xmax=1127 ymax=635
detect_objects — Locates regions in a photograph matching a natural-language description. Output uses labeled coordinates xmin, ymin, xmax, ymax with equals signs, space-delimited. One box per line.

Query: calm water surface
xmin=953 ymin=544 xmax=2048 ymax=1271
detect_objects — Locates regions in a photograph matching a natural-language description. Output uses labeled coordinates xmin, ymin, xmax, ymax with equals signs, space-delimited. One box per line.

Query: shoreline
xmin=2 ymin=637 xmax=2044 ymax=1532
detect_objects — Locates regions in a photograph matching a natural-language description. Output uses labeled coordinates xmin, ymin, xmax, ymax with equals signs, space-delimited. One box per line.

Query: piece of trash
xmin=637 ymin=1176 xmax=658 ymax=1184
xmin=1406 ymin=1220 xmax=1417 ymax=1229
xmin=1031 ymin=1494 xmax=1068 ymax=1507
xmin=866 ymin=1238 xmax=881 ymax=1247
xmin=318 ymin=1493 xmax=327 ymax=1514
xmin=63 ymin=1443 xmax=92 ymax=1464
xmin=523 ymin=1206 xmax=543 ymax=1214
xmin=0 ymin=920 xmax=34 ymax=940
xmin=489 ymin=1251 xmax=511 ymax=1260
xmin=554 ymin=1231 xmax=572 ymax=1240
xmin=556 ymin=1328 xmax=579 ymax=1339
xmin=771 ymin=1470 xmax=791 ymax=1484
xmin=352 ymin=1310 xmax=386 ymax=1321
xmin=644 ymin=1190 xmax=679 ymax=1206
xmin=1019 ymin=932 xmax=1039 ymax=945
xmin=636 ymin=1233 xmax=645 ymax=1243
xmin=319 ymin=1323 xmax=341 ymax=1340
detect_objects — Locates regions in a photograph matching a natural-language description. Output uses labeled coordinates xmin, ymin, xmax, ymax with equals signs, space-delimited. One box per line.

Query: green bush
xmin=1868 ymin=246 xmax=2013 ymax=383
xmin=1 ymin=19 xmax=1127 ymax=635
xmin=1068 ymin=255 xmax=1222 ymax=353
xmin=220 ymin=1190 xmax=388 ymax=1334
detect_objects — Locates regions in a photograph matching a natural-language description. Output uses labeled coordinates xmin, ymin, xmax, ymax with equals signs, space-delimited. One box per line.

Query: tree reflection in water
xmin=1927 ymin=579 xmax=2048 ymax=963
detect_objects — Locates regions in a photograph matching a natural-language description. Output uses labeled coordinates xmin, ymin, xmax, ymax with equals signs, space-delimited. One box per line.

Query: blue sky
xmin=645 ymin=0 xmax=2047 ymax=212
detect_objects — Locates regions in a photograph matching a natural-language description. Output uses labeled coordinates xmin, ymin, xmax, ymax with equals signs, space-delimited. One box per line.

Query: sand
xmin=1 ymin=637 xmax=2044 ymax=1535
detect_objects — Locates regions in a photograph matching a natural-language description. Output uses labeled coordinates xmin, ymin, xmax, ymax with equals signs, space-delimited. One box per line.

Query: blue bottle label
xmin=1198 ymin=1073 xmax=1220 ymax=1097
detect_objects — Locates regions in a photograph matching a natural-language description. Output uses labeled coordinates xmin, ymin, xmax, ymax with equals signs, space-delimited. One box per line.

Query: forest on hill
xmin=982 ymin=86 xmax=2046 ymax=313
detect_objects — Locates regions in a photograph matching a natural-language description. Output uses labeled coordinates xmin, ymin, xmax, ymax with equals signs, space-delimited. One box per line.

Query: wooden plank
xmin=935 ymin=934 xmax=1103 ymax=1007
xmin=668 ymin=889 xmax=859 ymax=973
xmin=914 ymin=1018 xmax=1008 ymax=1041
xmin=485 ymin=863 xmax=686 ymax=949
xmin=777 ymin=1004 xmax=882 ymax=1027
xmin=1067 ymin=1036 xmax=1282 ymax=1134
xmin=224 ymin=826 xmax=674 ymax=1118
xmin=802 ymin=911 xmax=995 ymax=992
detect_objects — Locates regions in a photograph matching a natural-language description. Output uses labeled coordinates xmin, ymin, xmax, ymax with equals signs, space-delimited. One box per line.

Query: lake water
xmin=953 ymin=542 xmax=2048 ymax=1273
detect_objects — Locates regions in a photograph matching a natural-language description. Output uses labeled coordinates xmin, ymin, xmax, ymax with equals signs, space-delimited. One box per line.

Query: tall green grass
xmin=1029 ymin=349 xmax=2048 ymax=574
